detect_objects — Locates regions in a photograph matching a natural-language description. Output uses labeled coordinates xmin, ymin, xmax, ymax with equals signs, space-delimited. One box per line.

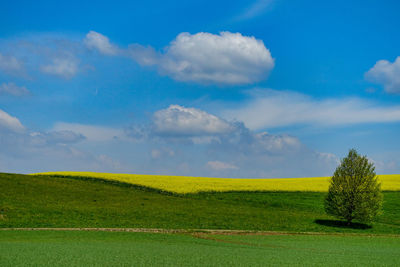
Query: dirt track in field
xmin=0 ymin=227 xmax=285 ymax=235
xmin=1 ymin=227 xmax=399 ymax=238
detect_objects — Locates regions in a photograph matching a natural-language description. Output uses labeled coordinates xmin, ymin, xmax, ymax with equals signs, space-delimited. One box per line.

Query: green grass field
xmin=1 ymin=172 xmax=400 ymax=233
xmin=1 ymin=230 xmax=399 ymax=266
xmin=1 ymin=172 xmax=400 ymax=266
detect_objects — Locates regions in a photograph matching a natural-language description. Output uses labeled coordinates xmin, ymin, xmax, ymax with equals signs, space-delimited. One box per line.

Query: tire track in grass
xmin=1 ymin=227 xmax=400 ymax=237
xmin=1 ymin=227 xmax=398 ymax=259
xmin=190 ymin=232 xmax=399 ymax=260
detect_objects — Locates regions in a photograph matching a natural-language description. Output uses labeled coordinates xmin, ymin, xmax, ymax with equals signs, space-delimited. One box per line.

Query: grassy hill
xmin=1 ymin=172 xmax=400 ymax=234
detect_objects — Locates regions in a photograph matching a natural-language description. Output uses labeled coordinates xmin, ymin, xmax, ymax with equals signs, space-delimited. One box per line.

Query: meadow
xmin=1 ymin=173 xmax=400 ymax=234
xmin=2 ymin=172 xmax=400 ymax=266
xmin=0 ymin=230 xmax=399 ymax=266
xmin=34 ymin=171 xmax=400 ymax=193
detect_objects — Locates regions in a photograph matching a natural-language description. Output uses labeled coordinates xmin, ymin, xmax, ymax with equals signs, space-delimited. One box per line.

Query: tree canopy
xmin=325 ymin=149 xmax=382 ymax=224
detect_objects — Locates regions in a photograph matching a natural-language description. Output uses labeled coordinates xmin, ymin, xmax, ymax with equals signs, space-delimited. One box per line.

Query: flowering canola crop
xmin=33 ymin=172 xmax=400 ymax=194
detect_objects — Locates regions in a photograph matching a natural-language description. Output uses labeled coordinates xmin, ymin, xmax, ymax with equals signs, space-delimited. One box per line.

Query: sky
xmin=0 ymin=0 xmax=399 ymax=177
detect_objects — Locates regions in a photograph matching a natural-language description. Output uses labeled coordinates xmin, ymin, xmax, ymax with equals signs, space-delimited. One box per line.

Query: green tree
xmin=325 ymin=149 xmax=382 ymax=225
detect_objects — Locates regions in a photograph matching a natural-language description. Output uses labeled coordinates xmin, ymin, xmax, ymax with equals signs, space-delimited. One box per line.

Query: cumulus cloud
xmin=147 ymin=105 xmax=303 ymax=155
xmin=40 ymin=58 xmax=79 ymax=78
xmin=365 ymin=56 xmax=400 ymax=94
xmin=0 ymin=112 xmax=111 ymax=174
xmin=125 ymin=104 xmax=306 ymax=154
xmin=0 ymin=111 xmax=84 ymax=148
xmin=84 ymin=31 xmax=158 ymax=66
xmin=207 ymin=161 xmax=239 ymax=171
xmin=152 ymin=105 xmax=234 ymax=137
xmin=86 ymin=31 xmax=274 ymax=85
xmin=203 ymin=121 xmax=303 ymax=158
xmin=252 ymin=132 xmax=301 ymax=153
xmin=0 ymin=53 xmax=23 ymax=74
xmin=157 ymin=32 xmax=274 ymax=85
xmin=84 ymin=31 xmax=119 ymax=55
xmin=0 ymin=82 xmax=30 ymax=96
xmin=123 ymin=104 xmax=340 ymax=177
xmin=0 ymin=109 xmax=25 ymax=133
xmin=222 ymin=89 xmax=400 ymax=130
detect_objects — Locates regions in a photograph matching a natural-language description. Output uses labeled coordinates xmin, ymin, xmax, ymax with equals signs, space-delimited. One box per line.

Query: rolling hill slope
xmin=34 ymin=171 xmax=400 ymax=193
xmin=1 ymin=173 xmax=400 ymax=234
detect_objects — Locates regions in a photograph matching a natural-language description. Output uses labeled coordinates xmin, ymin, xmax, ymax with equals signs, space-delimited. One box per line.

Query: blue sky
xmin=0 ymin=0 xmax=399 ymax=177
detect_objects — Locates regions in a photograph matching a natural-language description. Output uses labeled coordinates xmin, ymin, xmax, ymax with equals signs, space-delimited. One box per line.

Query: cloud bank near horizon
xmin=0 ymin=105 xmax=341 ymax=177
xmin=221 ymin=89 xmax=400 ymax=130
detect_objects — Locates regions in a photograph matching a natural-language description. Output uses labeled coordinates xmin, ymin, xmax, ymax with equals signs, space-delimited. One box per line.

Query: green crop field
xmin=1 ymin=230 xmax=399 ymax=266
xmin=1 ymin=172 xmax=400 ymax=266
xmin=1 ymin=173 xmax=400 ymax=233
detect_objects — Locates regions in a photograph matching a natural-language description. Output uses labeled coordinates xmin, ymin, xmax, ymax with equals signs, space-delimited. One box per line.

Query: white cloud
xmin=96 ymin=154 xmax=123 ymax=170
xmin=141 ymin=105 xmax=337 ymax=177
xmin=207 ymin=161 xmax=239 ymax=171
xmin=151 ymin=149 xmax=162 ymax=159
xmin=222 ymin=89 xmax=400 ymax=130
xmin=235 ymin=0 xmax=274 ymax=21
xmin=0 ymin=82 xmax=30 ymax=96
xmin=158 ymin=32 xmax=274 ymax=85
xmin=1 ymin=104 xmax=386 ymax=177
xmin=127 ymin=44 xmax=159 ymax=66
xmin=318 ymin=152 xmax=340 ymax=165
xmin=0 ymin=109 xmax=25 ymax=133
xmin=86 ymin=31 xmax=274 ymax=85
xmin=149 ymin=105 xmax=304 ymax=155
xmin=84 ymin=31 xmax=119 ymax=55
xmin=153 ymin=105 xmax=234 ymax=137
xmin=53 ymin=122 xmax=124 ymax=142
xmin=253 ymin=132 xmax=301 ymax=152
xmin=123 ymin=104 xmax=332 ymax=177
xmin=40 ymin=58 xmax=79 ymax=78
xmin=29 ymin=130 xmax=85 ymax=146
xmin=0 ymin=53 xmax=23 ymax=73
xmin=0 ymin=134 xmax=124 ymax=174
xmin=151 ymin=148 xmax=175 ymax=159
xmin=365 ymin=56 xmax=400 ymax=94
xmin=0 ymin=34 xmax=89 ymax=80
xmin=0 ymin=116 xmax=122 ymax=174
xmin=369 ymin=158 xmax=398 ymax=173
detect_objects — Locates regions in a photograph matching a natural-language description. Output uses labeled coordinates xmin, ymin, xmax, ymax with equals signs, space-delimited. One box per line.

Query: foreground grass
xmin=1 ymin=173 xmax=400 ymax=234
xmin=33 ymin=171 xmax=400 ymax=193
xmin=1 ymin=230 xmax=399 ymax=266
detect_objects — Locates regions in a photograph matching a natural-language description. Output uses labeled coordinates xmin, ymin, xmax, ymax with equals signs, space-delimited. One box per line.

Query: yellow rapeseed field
xmin=32 ymin=172 xmax=400 ymax=193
